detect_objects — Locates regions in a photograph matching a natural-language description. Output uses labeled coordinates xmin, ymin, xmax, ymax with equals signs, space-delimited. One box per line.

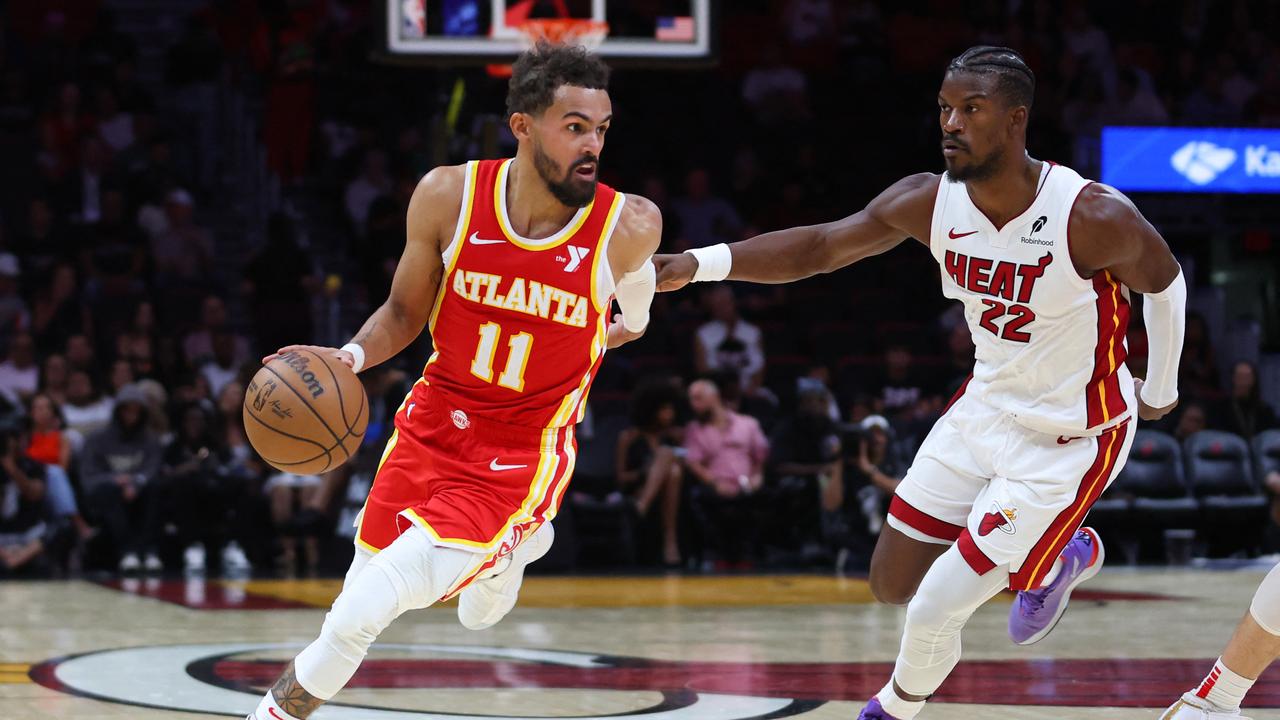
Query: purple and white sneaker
xmin=1008 ymin=526 xmax=1104 ymax=646
xmin=857 ymin=697 xmax=903 ymax=720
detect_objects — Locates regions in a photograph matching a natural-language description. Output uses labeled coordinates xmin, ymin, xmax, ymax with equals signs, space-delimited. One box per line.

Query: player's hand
xmin=262 ymin=345 xmax=355 ymax=370
xmin=1134 ymin=377 xmax=1177 ymax=421
xmin=653 ymin=253 xmax=698 ymax=292
xmin=606 ymin=314 xmax=645 ymax=349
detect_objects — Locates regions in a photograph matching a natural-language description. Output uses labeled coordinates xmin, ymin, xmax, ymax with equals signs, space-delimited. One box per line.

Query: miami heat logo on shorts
xmin=979 ymin=502 xmax=1018 ymax=536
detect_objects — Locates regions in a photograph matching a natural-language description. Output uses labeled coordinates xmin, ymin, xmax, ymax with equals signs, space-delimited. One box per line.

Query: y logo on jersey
xmin=979 ymin=502 xmax=1018 ymax=536
xmin=563 ymin=245 xmax=590 ymax=272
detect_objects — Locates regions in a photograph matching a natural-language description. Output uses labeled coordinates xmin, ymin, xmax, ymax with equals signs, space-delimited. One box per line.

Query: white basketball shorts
xmin=887 ymin=390 xmax=1133 ymax=590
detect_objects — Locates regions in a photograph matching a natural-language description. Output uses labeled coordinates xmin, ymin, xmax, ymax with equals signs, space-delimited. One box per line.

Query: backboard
xmin=383 ymin=0 xmax=714 ymax=65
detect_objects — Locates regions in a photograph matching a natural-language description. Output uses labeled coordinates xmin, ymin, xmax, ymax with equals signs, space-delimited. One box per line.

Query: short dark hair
xmin=506 ymin=40 xmax=611 ymax=117
xmin=947 ymin=46 xmax=1035 ymax=109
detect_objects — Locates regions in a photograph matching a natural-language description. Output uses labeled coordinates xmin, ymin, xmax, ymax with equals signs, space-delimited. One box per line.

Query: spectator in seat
xmin=345 ymin=149 xmax=392 ymax=238
xmin=1216 ymin=361 xmax=1278 ymax=440
xmin=1180 ymin=312 xmax=1221 ymax=401
xmin=200 ymin=331 xmax=242 ymax=399
xmin=109 ymin=358 xmax=136 ymax=396
xmin=1172 ymin=401 xmax=1209 ymax=442
xmin=62 ymin=371 xmax=115 ymax=437
xmin=769 ymin=378 xmax=845 ymax=555
xmin=0 ymin=425 xmax=52 ymax=576
xmin=695 ymin=285 xmax=765 ymax=398
xmin=39 ymin=354 xmax=71 ymax=406
xmin=671 ymin=168 xmax=743 ymax=251
xmin=80 ymin=383 xmax=163 ymax=573
xmin=0 ymin=332 xmax=38 ymax=406
xmin=265 ymin=466 xmax=327 ymax=576
xmin=25 ymin=393 xmax=71 ymax=470
xmin=65 ymin=333 xmax=97 ymax=374
xmin=160 ymin=402 xmax=250 ymax=574
xmin=115 ymin=301 xmax=158 ymax=371
xmin=615 ymin=379 xmax=685 ymax=566
xmin=30 ymin=263 xmax=88 ymax=356
xmin=684 ymin=379 xmax=769 ymax=568
xmin=243 ymin=213 xmax=319 ymax=353
xmin=850 ymin=414 xmax=906 ymax=538
xmin=0 ymin=253 xmax=28 ymax=347
xmin=23 ymin=396 xmax=92 ymax=541
xmin=861 ymin=344 xmax=941 ymax=430
xmin=184 ymin=295 xmax=249 ymax=369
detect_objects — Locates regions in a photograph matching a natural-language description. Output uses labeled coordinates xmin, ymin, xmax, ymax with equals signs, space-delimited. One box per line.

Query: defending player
xmin=246 ymin=43 xmax=661 ymax=720
xmin=655 ymin=46 xmax=1185 ymax=719
xmin=1162 ymin=564 xmax=1280 ymax=719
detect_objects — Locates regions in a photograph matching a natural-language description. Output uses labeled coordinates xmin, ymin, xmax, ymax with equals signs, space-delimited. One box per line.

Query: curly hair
xmin=506 ymin=40 xmax=611 ymax=117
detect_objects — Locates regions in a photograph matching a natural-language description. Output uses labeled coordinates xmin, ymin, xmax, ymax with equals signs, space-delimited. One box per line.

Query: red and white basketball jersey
xmin=929 ymin=162 xmax=1134 ymax=436
xmin=423 ymin=159 xmax=624 ymax=429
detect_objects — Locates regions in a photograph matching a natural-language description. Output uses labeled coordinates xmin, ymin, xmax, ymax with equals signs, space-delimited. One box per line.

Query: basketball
xmin=243 ymin=350 xmax=368 ymax=475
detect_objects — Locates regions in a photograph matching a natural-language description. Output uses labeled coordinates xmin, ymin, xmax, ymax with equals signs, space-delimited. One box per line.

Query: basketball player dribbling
xmin=1162 ymin=568 xmax=1280 ymax=719
xmin=246 ymin=43 xmax=661 ymax=720
xmin=656 ymin=46 xmax=1187 ymax=719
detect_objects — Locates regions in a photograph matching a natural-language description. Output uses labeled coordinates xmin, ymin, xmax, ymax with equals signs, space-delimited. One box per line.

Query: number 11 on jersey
xmin=471 ymin=322 xmax=533 ymax=391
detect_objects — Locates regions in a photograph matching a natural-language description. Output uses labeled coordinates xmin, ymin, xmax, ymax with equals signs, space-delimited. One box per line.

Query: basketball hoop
xmin=488 ymin=18 xmax=609 ymax=78
xmin=516 ymin=18 xmax=609 ymax=52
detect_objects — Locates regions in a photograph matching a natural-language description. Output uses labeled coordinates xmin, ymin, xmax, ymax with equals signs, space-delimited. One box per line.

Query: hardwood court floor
xmin=4 ymin=567 xmax=1280 ymax=719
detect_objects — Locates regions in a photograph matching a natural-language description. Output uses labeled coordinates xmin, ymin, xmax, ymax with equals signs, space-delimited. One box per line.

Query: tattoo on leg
xmin=271 ymin=661 xmax=324 ymax=718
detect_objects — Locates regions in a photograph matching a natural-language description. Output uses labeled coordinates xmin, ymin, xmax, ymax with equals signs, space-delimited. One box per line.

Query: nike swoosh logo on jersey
xmin=1057 ymin=435 xmax=1079 ymax=445
xmin=948 ymin=228 xmax=979 ymax=239
xmin=469 ymin=231 xmax=506 ymax=245
xmin=490 ymin=459 xmax=529 ymax=472
xmin=406 ymin=402 xmax=415 ymax=419
xmin=268 ymin=709 xmax=288 ymax=720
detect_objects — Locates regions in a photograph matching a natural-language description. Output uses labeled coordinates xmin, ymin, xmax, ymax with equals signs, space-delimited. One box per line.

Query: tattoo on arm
xmin=353 ymin=318 xmax=380 ymax=346
xmin=271 ymin=661 xmax=324 ymax=718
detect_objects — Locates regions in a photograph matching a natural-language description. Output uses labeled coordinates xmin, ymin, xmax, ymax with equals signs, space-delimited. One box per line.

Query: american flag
xmin=655 ymin=16 xmax=695 ymax=42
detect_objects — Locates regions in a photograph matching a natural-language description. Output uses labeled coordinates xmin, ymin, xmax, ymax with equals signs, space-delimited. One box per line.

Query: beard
xmin=945 ymin=143 xmax=1006 ymax=183
xmin=533 ymin=140 xmax=598 ymax=207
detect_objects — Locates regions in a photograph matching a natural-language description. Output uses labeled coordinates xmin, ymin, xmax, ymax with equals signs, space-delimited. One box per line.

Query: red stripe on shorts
xmin=1009 ymin=421 xmax=1128 ymax=590
xmin=889 ymin=495 xmax=964 ymax=542
xmin=957 ymin=529 xmax=997 ymax=575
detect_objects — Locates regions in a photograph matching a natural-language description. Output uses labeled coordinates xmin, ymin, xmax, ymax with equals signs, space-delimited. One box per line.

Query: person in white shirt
xmin=0 ymin=334 xmax=38 ymax=406
xmin=694 ymin=285 xmax=764 ymax=395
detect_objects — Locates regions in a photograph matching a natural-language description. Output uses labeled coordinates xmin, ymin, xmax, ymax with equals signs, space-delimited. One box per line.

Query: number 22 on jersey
xmin=470 ymin=322 xmax=533 ymax=391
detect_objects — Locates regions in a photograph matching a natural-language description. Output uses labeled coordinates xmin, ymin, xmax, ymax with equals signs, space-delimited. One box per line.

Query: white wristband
xmin=686 ymin=243 xmax=732 ymax=282
xmin=340 ymin=343 xmax=366 ymax=374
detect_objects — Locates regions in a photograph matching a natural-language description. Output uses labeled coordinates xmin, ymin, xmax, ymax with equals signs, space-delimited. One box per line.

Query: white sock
xmin=1192 ymin=657 xmax=1254 ymax=711
xmin=252 ymin=692 xmax=301 ymax=720
xmin=876 ymin=679 xmax=926 ymax=719
xmin=1038 ymin=558 xmax=1063 ymax=588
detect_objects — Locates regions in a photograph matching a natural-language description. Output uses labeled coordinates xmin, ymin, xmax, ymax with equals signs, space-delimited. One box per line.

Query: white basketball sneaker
xmin=457 ymin=523 xmax=554 ymax=630
xmin=1160 ymin=694 xmax=1251 ymax=720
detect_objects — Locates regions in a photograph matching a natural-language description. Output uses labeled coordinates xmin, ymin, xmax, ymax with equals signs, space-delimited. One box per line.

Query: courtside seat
xmin=1252 ymin=429 xmax=1280 ymax=489
xmin=1092 ymin=430 xmax=1194 ymax=562
xmin=566 ymin=413 xmax=636 ymax=567
xmin=1184 ymin=430 xmax=1267 ymax=556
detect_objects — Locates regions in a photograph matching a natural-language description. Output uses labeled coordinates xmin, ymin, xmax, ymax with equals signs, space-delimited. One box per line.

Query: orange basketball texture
xmin=243 ymin=350 xmax=368 ymax=475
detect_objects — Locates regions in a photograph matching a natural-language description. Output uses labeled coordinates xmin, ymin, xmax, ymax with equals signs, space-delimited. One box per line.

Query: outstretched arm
xmin=654 ymin=173 xmax=938 ymax=291
xmin=265 ymin=165 xmax=463 ymax=371
xmin=1069 ymin=183 xmax=1184 ymax=420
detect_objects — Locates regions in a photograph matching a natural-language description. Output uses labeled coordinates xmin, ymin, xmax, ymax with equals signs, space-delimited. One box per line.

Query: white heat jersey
xmin=929 ymin=162 xmax=1134 ymax=436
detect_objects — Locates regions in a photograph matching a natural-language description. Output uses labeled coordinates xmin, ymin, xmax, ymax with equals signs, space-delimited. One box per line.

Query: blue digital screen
xmin=1101 ymin=126 xmax=1280 ymax=194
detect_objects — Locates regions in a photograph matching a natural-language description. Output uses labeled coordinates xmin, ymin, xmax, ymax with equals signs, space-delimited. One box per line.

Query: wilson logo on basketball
xmin=278 ymin=352 xmax=326 ymax=399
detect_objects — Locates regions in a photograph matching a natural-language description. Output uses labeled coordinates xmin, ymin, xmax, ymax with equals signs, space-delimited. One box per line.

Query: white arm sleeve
xmin=615 ymin=259 xmax=656 ymax=333
xmin=1140 ymin=268 xmax=1186 ymax=408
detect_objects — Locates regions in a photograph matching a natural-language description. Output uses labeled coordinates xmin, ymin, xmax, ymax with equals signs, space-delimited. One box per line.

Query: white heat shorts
xmin=887 ymin=392 xmax=1134 ymax=590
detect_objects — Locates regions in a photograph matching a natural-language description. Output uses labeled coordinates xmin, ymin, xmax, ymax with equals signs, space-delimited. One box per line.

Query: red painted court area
xmin=209 ymin=657 xmax=1280 ymax=708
